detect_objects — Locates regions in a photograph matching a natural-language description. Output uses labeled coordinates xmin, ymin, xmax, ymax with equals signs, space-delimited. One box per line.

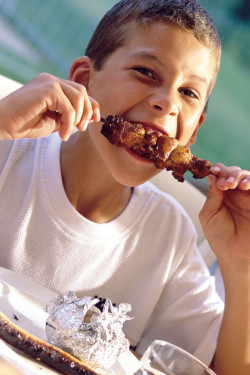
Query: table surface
xmin=0 ymin=267 xmax=140 ymax=375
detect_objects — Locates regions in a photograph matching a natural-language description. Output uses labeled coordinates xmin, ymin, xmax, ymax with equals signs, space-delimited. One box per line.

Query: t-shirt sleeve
xmin=0 ymin=139 xmax=15 ymax=174
xmin=136 ymin=232 xmax=224 ymax=366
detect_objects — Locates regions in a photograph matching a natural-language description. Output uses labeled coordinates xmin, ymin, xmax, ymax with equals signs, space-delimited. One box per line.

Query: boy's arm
xmin=0 ymin=73 xmax=100 ymax=141
xmin=200 ymin=164 xmax=250 ymax=375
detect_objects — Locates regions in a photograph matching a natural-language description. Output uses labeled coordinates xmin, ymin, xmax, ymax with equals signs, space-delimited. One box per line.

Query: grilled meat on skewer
xmin=101 ymin=115 xmax=211 ymax=182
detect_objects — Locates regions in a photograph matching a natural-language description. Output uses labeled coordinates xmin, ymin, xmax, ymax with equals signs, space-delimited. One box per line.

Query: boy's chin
xmin=114 ymin=168 xmax=160 ymax=187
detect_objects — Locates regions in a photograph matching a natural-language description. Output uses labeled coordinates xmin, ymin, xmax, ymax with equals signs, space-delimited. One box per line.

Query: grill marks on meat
xmin=101 ymin=115 xmax=211 ymax=182
xmin=0 ymin=310 xmax=98 ymax=375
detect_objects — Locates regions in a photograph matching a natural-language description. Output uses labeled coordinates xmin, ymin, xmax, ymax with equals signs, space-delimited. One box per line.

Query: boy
xmin=0 ymin=1 xmax=249 ymax=374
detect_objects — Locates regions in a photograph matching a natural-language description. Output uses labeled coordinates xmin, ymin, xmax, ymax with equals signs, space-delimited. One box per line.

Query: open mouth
xmin=100 ymin=114 xmax=178 ymax=166
xmin=133 ymin=121 xmax=168 ymax=137
xmin=100 ymin=115 xmax=212 ymax=182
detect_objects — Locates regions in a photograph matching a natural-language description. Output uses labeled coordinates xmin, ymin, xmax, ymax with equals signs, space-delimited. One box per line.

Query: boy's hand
xmin=0 ymin=73 xmax=100 ymax=141
xmin=199 ymin=163 xmax=250 ymax=266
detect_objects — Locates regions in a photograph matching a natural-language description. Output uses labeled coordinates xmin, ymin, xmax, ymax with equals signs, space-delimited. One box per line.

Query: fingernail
xmin=63 ymin=134 xmax=70 ymax=141
xmin=94 ymin=108 xmax=101 ymax=121
xmin=212 ymin=166 xmax=220 ymax=172
xmin=242 ymin=178 xmax=249 ymax=183
xmin=207 ymin=175 xmax=212 ymax=186
xmin=83 ymin=120 xmax=89 ymax=130
xmin=227 ymin=176 xmax=235 ymax=183
xmin=219 ymin=177 xmax=226 ymax=184
xmin=79 ymin=120 xmax=88 ymax=131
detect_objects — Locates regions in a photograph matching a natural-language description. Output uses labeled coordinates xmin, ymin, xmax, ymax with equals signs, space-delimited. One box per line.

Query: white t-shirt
xmin=0 ymin=134 xmax=223 ymax=364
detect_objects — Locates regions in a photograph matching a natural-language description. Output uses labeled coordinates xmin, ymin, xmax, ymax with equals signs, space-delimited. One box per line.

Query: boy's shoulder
xmin=135 ymin=179 xmax=189 ymax=216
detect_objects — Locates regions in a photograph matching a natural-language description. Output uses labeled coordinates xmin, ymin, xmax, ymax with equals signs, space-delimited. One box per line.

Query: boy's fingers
xmin=210 ymin=163 xmax=225 ymax=176
xmin=58 ymin=110 xmax=75 ymax=141
xmin=42 ymin=79 xmax=77 ymax=140
xmin=59 ymin=80 xmax=92 ymax=128
xmin=223 ymin=172 xmax=250 ymax=190
xmin=211 ymin=164 xmax=250 ymax=190
xmin=60 ymin=80 xmax=101 ymax=131
xmin=199 ymin=174 xmax=224 ymax=225
xmin=46 ymin=78 xmax=99 ymax=139
xmin=49 ymin=95 xmax=75 ymax=141
xmin=60 ymin=82 xmax=86 ymax=126
xmin=92 ymin=100 xmax=101 ymax=122
xmin=77 ymin=98 xmax=101 ymax=131
xmin=211 ymin=163 xmax=241 ymax=176
xmin=239 ymin=176 xmax=250 ymax=191
xmin=78 ymin=96 xmax=93 ymax=130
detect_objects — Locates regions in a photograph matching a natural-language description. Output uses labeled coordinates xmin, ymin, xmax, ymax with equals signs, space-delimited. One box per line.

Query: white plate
xmin=0 ymin=267 xmax=140 ymax=375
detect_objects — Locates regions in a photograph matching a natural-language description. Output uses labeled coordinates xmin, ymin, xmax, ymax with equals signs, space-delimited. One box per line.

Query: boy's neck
xmin=60 ymin=131 xmax=133 ymax=223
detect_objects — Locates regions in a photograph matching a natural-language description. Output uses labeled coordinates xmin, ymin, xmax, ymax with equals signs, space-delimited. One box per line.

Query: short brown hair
xmin=86 ymin=0 xmax=221 ymax=83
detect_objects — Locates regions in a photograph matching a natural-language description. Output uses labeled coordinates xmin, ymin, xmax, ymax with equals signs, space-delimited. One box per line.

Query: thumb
xmin=200 ymin=174 xmax=224 ymax=223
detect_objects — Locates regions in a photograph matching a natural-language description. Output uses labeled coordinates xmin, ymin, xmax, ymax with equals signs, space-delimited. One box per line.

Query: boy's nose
xmin=148 ymin=88 xmax=178 ymax=117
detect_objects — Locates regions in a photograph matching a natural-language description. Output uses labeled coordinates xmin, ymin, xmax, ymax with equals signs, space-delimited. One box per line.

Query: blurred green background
xmin=0 ymin=0 xmax=249 ymax=190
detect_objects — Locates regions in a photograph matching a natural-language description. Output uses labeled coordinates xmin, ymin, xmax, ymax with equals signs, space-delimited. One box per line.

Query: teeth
xmin=144 ymin=127 xmax=162 ymax=136
xmin=148 ymin=130 xmax=162 ymax=136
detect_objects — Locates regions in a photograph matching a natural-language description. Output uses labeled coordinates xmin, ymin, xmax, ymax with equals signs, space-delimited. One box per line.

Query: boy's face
xmin=73 ymin=22 xmax=216 ymax=186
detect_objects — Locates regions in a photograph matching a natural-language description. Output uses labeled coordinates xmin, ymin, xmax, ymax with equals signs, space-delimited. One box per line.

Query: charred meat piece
xmin=101 ymin=115 xmax=179 ymax=163
xmin=101 ymin=115 xmax=211 ymax=182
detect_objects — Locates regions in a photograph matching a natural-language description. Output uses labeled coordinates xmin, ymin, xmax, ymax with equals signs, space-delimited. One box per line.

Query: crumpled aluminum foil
xmin=44 ymin=291 xmax=132 ymax=369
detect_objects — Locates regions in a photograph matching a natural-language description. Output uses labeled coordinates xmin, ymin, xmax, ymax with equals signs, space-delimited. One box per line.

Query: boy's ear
xmin=186 ymin=112 xmax=206 ymax=147
xmin=69 ymin=56 xmax=93 ymax=90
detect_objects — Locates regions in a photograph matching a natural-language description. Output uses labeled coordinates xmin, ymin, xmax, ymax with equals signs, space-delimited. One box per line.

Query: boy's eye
xmin=133 ymin=67 xmax=154 ymax=79
xmin=179 ymin=88 xmax=199 ymax=99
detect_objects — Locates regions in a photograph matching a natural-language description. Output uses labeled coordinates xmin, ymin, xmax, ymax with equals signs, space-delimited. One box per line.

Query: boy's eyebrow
xmin=128 ymin=51 xmax=163 ymax=65
xmin=128 ymin=51 xmax=209 ymax=86
xmin=188 ymin=74 xmax=209 ymax=86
